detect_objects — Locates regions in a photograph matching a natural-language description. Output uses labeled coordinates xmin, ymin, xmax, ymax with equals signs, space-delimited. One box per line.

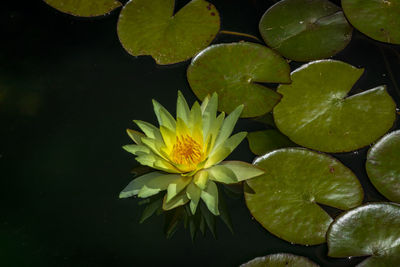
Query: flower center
xmin=171 ymin=135 xmax=202 ymax=166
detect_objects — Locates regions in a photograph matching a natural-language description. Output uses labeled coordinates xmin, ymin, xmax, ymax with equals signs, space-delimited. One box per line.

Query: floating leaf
xmin=44 ymin=0 xmax=121 ymax=17
xmin=327 ymin=202 xmax=400 ymax=266
xmin=187 ymin=42 xmax=291 ymax=117
xmin=240 ymin=253 xmax=319 ymax=267
xmin=117 ymin=0 xmax=220 ymax=65
xmin=245 ymin=148 xmax=363 ymax=245
xmin=274 ymin=60 xmax=396 ymax=153
xmin=259 ymin=0 xmax=352 ymax=61
xmin=342 ymin=0 xmax=400 ymax=44
xmin=247 ymin=129 xmax=296 ymax=155
xmin=366 ymin=130 xmax=400 ymax=203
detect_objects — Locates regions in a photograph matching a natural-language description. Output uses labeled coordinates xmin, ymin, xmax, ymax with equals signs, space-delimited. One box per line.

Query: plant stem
xmin=219 ymin=30 xmax=262 ymax=42
xmin=380 ymin=47 xmax=400 ymax=101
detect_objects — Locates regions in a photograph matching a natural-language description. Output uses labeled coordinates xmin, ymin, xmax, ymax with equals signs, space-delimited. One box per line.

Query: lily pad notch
xmin=273 ymin=60 xmax=396 ymax=153
xmin=245 ymin=148 xmax=363 ymax=245
xmin=327 ymin=202 xmax=400 ymax=266
xmin=117 ymin=0 xmax=220 ymax=65
xmin=187 ymin=42 xmax=291 ymax=117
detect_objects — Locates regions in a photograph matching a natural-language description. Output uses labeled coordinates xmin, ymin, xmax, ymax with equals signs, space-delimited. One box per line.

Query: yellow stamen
xmin=171 ymin=135 xmax=203 ymax=166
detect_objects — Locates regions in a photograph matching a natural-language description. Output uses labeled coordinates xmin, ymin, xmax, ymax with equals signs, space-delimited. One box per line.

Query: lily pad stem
xmin=219 ymin=30 xmax=262 ymax=42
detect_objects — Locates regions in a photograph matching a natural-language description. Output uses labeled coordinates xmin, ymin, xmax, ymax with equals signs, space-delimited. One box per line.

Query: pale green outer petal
xmin=122 ymin=144 xmax=150 ymax=155
xmin=126 ymin=129 xmax=144 ymax=144
xmin=141 ymin=137 xmax=167 ymax=159
xmin=208 ymin=165 xmax=238 ymax=184
xmin=205 ymin=131 xmax=247 ymax=168
xmin=201 ymin=93 xmax=218 ymax=140
xmin=135 ymin=153 xmax=181 ymax=173
xmin=189 ymin=101 xmax=203 ymax=131
xmin=119 ymin=171 xmax=165 ymax=198
xmin=194 ymin=170 xmax=209 ymax=189
xmin=133 ymin=120 xmax=163 ymax=140
xmin=213 ymin=104 xmax=244 ymax=150
xmin=200 ymin=94 xmax=210 ymax=113
xmin=137 ymin=185 xmax=161 ymax=198
xmin=186 ymin=182 xmax=202 ymax=214
xmin=152 ymin=99 xmax=176 ymax=131
xmin=177 ymin=91 xmax=191 ymax=125
xmin=205 ymin=112 xmax=225 ymax=154
xmin=201 ymin=180 xmax=220 ymax=215
xmin=136 ymin=173 xmax=182 ymax=198
xmin=162 ymin=191 xmax=189 ymax=211
xmin=166 ymin=176 xmax=192 ymax=202
xmin=218 ymin=161 xmax=265 ymax=181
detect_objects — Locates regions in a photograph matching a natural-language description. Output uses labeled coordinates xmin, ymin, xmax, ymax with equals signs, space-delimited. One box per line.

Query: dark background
xmin=1 ymin=0 xmax=399 ymax=266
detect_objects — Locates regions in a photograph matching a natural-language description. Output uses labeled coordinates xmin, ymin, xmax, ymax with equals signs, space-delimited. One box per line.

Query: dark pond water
xmin=1 ymin=0 xmax=399 ymax=266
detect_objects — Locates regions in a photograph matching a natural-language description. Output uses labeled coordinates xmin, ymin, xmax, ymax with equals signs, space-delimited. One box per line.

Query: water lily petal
xmin=204 ymin=112 xmax=225 ymax=156
xmin=138 ymin=185 xmax=161 ymax=198
xmin=218 ymin=161 xmax=265 ymax=181
xmin=159 ymin=126 xmax=176 ymax=151
xmin=205 ymin=131 xmax=247 ymax=168
xmin=194 ymin=170 xmax=209 ymax=190
xmin=166 ymin=176 xmax=192 ymax=202
xmin=126 ymin=129 xmax=145 ymax=144
xmin=119 ymin=171 xmax=165 ymax=198
xmin=213 ymin=104 xmax=244 ymax=150
xmin=189 ymin=101 xmax=203 ymax=133
xmin=186 ymin=182 xmax=202 ymax=214
xmin=152 ymin=99 xmax=176 ymax=131
xmin=122 ymin=144 xmax=150 ymax=155
xmin=135 ymin=153 xmax=181 ymax=173
xmin=200 ymin=94 xmax=210 ymax=113
xmin=201 ymin=180 xmax=219 ymax=216
xmin=208 ymin=165 xmax=238 ymax=184
xmin=162 ymin=191 xmax=189 ymax=211
xmin=176 ymin=117 xmax=191 ymax=137
xmin=134 ymin=120 xmax=163 ymax=141
xmin=141 ymin=136 xmax=167 ymax=158
xmin=177 ymin=91 xmax=191 ymax=124
xmin=202 ymin=92 xmax=218 ymax=141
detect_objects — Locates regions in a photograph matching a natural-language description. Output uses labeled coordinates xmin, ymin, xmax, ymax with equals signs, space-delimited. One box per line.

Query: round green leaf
xmin=259 ymin=0 xmax=352 ymax=62
xmin=327 ymin=202 xmax=400 ymax=266
xmin=187 ymin=42 xmax=291 ymax=117
xmin=117 ymin=0 xmax=220 ymax=65
xmin=44 ymin=0 xmax=121 ymax=17
xmin=366 ymin=130 xmax=400 ymax=203
xmin=247 ymin=129 xmax=296 ymax=155
xmin=245 ymin=148 xmax=363 ymax=245
xmin=274 ymin=60 xmax=396 ymax=153
xmin=240 ymin=253 xmax=319 ymax=267
xmin=342 ymin=0 xmax=400 ymax=44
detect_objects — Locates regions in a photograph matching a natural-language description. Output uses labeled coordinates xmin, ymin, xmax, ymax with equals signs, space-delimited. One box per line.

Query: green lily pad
xmin=274 ymin=60 xmax=396 ymax=153
xmin=117 ymin=0 xmax=220 ymax=65
xmin=327 ymin=202 xmax=400 ymax=266
xmin=259 ymin=0 xmax=352 ymax=62
xmin=187 ymin=42 xmax=291 ymax=117
xmin=240 ymin=253 xmax=319 ymax=267
xmin=366 ymin=130 xmax=400 ymax=203
xmin=245 ymin=148 xmax=363 ymax=245
xmin=342 ymin=0 xmax=400 ymax=44
xmin=44 ymin=0 xmax=121 ymax=17
xmin=247 ymin=130 xmax=296 ymax=155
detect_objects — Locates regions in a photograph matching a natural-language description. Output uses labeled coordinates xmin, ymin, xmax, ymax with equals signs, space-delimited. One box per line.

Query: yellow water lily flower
xmin=120 ymin=91 xmax=265 ymax=215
